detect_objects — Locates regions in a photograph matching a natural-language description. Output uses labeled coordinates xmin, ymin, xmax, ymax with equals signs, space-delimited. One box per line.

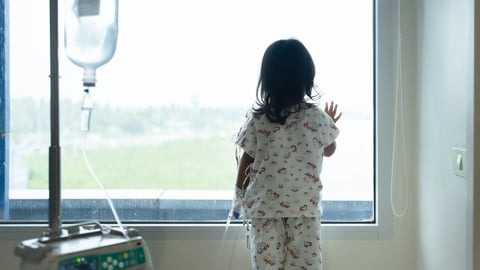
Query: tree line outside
xmin=10 ymin=97 xmax=247 ymax=190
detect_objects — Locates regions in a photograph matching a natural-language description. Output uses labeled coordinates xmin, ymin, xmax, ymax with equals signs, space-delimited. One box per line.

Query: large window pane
xmin=7 ymin=0 xmax=373 ymax=223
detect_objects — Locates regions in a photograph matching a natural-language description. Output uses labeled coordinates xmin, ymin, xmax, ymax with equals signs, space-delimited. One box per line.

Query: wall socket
xmin=452 ymin=146 xmax=467 ymax=178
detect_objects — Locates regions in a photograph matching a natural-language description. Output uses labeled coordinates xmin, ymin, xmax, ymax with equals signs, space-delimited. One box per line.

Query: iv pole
xmin=48 ymin=0 xmax=62 ymax=236
xmin=14 ymin=4 xmax=154 ymax=269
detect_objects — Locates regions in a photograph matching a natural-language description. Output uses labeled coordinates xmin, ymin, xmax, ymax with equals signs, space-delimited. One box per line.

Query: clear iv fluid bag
xmin=65 ymin=0 xmax=119 ymax=87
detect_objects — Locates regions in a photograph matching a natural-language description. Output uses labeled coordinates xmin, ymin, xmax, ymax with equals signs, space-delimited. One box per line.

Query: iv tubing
xmin=390 ymin=0 xmax=409 ymax=218
xmin=81 ymin=116 xmax=128 ymax=238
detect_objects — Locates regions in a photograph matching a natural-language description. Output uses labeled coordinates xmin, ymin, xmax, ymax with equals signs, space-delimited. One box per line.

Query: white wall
xmin=0 ymin=228 xmax=419 ymax=270
xmin=473 ymin=1 xmax=480 ymax=269
xmin=415 ymin=0 xmax=475 ymax=270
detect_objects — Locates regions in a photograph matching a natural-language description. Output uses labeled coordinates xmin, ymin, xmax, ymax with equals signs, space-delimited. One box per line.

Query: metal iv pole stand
xmin=47 ymin=0 xmax=62 ymax=237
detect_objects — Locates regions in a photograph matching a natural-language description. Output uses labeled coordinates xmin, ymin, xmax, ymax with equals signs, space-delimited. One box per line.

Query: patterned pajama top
xmin=235 ymin=104 xmax=339 ymax=219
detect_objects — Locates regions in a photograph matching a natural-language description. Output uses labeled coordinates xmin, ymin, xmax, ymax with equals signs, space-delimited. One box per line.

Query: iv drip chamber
xmin=81 ymin=89 xmax=93 ymax=131
xmin=65 ymin=0 xmax=119 ymax=87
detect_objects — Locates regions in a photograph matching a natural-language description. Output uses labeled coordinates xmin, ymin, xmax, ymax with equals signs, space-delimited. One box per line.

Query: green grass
xmin=25 ymin=137 xmax=238 ymax=190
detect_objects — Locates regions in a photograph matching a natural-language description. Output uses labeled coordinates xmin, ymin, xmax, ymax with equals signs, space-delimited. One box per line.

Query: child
xmin=232 ymin=38 xmax=341 ymax=270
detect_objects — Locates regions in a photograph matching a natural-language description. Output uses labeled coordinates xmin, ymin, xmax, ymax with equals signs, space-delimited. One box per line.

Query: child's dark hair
xmin=254 ymin=38 xmax=316 ymax=125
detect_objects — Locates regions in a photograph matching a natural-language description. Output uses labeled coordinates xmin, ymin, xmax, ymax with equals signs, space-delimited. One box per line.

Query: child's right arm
xmin=235 ymin=152 xmax=254 ymax=189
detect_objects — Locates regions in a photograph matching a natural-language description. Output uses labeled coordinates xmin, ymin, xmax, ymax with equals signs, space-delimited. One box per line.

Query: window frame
xmin=0 ymin=0 xmax=394 ymax=240
xmin=0 ymin=0 xmax=10 ymax=221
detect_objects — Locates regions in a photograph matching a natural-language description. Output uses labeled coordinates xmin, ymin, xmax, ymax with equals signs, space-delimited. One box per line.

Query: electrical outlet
xmin=452 ymin=146 xmax=467 ymax=178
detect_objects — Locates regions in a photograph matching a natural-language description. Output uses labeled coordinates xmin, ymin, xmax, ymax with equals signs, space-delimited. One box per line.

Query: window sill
xmin=6 ymin=190 xmax=374 ymax=222
xmin=0 ymin=222 xmax=385 ymax=242
xmin=0 ymin=189 xmax=384 ymax=241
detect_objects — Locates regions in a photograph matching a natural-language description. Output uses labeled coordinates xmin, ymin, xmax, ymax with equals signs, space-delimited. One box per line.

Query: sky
xmin=9 ymin=0 xmax=373 ymax=112
xmin=7 ymin=0 xmax=375 ymax=199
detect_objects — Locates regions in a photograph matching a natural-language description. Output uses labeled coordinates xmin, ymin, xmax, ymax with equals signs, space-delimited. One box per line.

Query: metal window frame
xmin=0 ymin=0 xmax=10 ymax=220
xmin=0 ymin=0 xmax=395 ymax=241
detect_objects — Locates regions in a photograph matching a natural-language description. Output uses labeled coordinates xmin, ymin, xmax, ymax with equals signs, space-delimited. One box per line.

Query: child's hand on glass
xmin=324 ymin=101 xmax=342 ymax=122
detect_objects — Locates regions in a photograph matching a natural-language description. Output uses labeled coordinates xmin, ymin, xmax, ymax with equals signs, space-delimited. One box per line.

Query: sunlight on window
xmin=8 ymin=0 xmax=372 ymax=207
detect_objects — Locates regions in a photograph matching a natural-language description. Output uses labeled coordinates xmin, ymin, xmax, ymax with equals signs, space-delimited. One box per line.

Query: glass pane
xmin=8 ymin=0 xmax=373 ymax=222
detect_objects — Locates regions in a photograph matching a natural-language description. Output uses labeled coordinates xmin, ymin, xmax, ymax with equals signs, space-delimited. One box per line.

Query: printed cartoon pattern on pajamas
xmin=250 ymin=217 xmax=322 ymax=270
xmin=235 ymin=105 xmax=339 ymax=219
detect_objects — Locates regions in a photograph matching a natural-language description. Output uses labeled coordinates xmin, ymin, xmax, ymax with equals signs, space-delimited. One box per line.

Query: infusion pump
xmin=14 ymin=222 xmax=153 ymax=270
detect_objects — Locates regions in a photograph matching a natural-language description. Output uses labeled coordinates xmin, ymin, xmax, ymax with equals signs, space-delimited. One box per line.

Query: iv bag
xmin=65 ymin=0 xmax=119 ymax=87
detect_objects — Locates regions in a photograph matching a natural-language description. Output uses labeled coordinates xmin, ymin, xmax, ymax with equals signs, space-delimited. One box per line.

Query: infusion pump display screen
xmin=58 ymin=246 xmax=147 ymax=270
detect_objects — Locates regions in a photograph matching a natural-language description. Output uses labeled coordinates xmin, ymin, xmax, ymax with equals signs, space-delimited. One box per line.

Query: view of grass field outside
xmin=8 ymin=0 xmax=373 ymax=221
xmin=11 ymin=98 xmax=242 ymax=190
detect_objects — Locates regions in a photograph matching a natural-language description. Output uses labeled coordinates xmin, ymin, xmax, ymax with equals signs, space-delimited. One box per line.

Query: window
xmin=1 ymin=0 xmax=383 ymax=232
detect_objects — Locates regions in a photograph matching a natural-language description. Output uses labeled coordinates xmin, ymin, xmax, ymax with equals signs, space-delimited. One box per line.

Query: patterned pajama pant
xmin=249 ymin=217 xmax=322 ymax=270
